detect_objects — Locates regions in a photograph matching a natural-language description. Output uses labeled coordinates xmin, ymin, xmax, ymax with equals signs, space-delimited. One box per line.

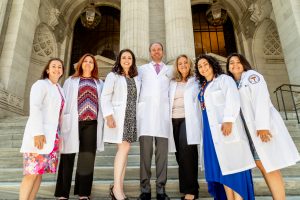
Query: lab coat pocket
xmin=211 ymin=90 xmax=225 ymax=106
xmin=269 ymin=109 xmax=282 ymax=137
xmin=219 ymin=124 xmax=240 ymax=144
xmin=61 ymin=113 xmax=71 ymax=133
xmin=103 ymin=118 xmax=119 ymax=142
xmin=112 ymin=105 xmax=122 ymax=126
xmin=137 ymin=102 xmax=146 ymax=119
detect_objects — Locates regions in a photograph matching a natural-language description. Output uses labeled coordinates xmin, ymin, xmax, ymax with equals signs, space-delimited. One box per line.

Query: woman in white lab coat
xmin=195 ymin=54 xmax=255 ymax=200
xmin=20 ymin=58 xmax=65 ymax=200
xmin=55 ymin=53 xmax=104 ymax=200
xmin=101 ymin=49 xmax=140 ymax=200
xmin=169 ymin=54 xmax=200 ymax=200
xmin=226 ymin=53 xmax=300 ymax=200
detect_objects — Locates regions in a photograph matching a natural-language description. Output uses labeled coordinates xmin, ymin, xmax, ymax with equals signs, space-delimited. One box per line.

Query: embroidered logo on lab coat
xmin=248 ymin=74 xmax=260 ymax=84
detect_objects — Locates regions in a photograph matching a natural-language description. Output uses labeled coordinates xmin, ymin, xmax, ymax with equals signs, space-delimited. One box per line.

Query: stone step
xmin=280 ymin=111 xmax=300 ymax=121
xmin=0 ymin=111 xmax=297 ymax=125
xmin=0 ymin=154 xmax=178 ymax=168
xmin=1 ymin=162 xmax=299 ymax=182
xmin=0 ymin=111 xmax=296 ymax=124
xmin=0 ymin=144 xmax=143 ymax=155
xmin=1 ymin=131 xmax=300 ymax=158
xmin=0 ymin=125 xmax=298 ymax=139
xmin=0 ymin=116 xmax=299 ymax=134
xmin=2 ymin=111 xmax=298 ymax=124
xmin=1 ymin=129 xmax=300 ymax=149
xmin=0 ymin=177 xmax=300 ymax=199
xmin=0 ymin=125 xmax=26 ymax=131
xmin=1 ymin=147 xmax=300 ymax=173
xmin=0 ymin=116 xmax=28 ymax=124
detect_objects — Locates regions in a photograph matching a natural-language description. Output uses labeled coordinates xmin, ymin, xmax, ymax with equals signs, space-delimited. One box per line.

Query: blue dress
xmin=199 ymin=82 xmax=255 ymax=200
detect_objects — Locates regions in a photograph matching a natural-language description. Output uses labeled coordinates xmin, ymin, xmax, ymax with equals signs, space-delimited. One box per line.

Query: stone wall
xmin=271 ymin=0 xmax=300 ymax=85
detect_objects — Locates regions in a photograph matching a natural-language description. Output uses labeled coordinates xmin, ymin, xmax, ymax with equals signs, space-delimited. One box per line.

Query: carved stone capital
xmin=47 ymin=8 xmax=60 ymax=30
xmin=248 ymin=0 xmax=272 ymax=26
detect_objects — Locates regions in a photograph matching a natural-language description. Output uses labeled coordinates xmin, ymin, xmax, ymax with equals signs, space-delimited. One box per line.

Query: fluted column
xmin=0 ymin=0 xmax=9 ymax=35
xmin=271 ymin=0 xmax=300 ymax=84
xmin=0 ymin=0 xmax=40 ymax=117
xmin=120 ymin=0 xmax=149 ymax=65
xmin=164 ymin=0 xmax=195 ymax=64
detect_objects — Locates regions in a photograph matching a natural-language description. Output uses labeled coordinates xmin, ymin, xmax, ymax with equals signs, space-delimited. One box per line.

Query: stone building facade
xmin=0 ymin=0 xmax=299 ymax=118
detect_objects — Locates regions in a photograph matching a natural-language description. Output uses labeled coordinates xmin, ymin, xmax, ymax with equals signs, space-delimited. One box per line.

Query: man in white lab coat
xmin=137 ymin=42 xmax=174 ymax=200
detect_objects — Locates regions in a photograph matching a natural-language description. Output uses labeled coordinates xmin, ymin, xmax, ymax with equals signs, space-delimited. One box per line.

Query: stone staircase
xmin=0 ymin=113 xmax=299 ymax=200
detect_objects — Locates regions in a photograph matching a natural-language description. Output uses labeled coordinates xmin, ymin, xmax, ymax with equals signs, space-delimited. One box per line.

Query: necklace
xmin=199 ymin=81 xmax=211 ymax=110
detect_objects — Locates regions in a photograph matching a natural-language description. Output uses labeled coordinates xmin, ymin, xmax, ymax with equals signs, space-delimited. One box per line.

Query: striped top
xmin=78 ymin=77 xmax=98 ymax=121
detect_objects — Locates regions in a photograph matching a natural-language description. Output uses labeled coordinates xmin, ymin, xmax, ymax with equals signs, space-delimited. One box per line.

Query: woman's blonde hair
xmin=173 ymin=54 xmax=194 ymax=82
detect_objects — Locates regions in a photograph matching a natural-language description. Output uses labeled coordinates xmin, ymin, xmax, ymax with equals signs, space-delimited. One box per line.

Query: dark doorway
xmin=192 ymin=4 xmax=236 ymax=57
xmin=70 ymin=6 xmax=120 ymax=75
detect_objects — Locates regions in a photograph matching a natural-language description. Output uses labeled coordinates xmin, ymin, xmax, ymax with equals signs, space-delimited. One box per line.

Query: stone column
xmin=164 ymin=0 xmax=195 ymax=64
xmin=0 ymin=0 xmax=40 ymax=117
xmin=120 ymin=0 xmax=149 ymax=65
xmin=0 ymin=0 xmax=9 ymax=34
xmin=271 ymin=0 xmax=300 ymax=84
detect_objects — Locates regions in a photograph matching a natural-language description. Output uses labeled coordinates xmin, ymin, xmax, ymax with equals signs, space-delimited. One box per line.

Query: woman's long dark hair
xmin=194 ymin=54 xmax=224 ymax=85
xmin=112 ymin=49 xmax=138 ymax=78
xmin=226 ymin=53 xmax=253 ymax=79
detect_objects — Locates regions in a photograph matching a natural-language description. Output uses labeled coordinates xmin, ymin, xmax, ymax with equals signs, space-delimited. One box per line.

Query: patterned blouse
xmin=78 ymin=77 xmax=98 ymax=121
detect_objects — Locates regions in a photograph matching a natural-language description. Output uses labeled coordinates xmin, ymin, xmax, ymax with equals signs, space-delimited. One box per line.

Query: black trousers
xmin=139 ymin=135 xmax=169 ymax=194
xmin=172 ymin=118 xmax=199 ymax=197
xmin=55 ymin=120 xmax=97 ymax=198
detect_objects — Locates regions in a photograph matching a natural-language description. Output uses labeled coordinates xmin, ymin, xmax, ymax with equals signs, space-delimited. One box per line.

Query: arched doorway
xmin=70 ymin=5 xmax=120 ymax=75
xmin=192 ymin=4 xmax=236 ymax=57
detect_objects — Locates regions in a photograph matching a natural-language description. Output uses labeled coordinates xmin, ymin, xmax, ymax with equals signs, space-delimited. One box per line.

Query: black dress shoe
xmin=156 ymin=193 xmax=170 ymax=200
xmin=137 ymin=192 xmax=151 ymax=200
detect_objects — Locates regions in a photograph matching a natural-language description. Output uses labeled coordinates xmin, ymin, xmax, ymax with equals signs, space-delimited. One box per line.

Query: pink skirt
xmin=23 ymin=133 xmax=60 ymax=175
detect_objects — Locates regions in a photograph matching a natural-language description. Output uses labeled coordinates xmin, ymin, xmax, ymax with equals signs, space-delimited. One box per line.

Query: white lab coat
xmin=238 ymin=70 xmax=300 ymax=172
xmin=101 ymin=72 xmax=140 ymax=143
xmin=20 ymin=79 xmax=65 ymax=154
xmin=169 ymin=77 xmax=202 ymax=145
xmin=60 ymin=77 xmax=104 ymax=153
xmin=202 ymin=74 xmax=256 ymax=175
xmin=137 ymin=62 xmax=176 ymax=152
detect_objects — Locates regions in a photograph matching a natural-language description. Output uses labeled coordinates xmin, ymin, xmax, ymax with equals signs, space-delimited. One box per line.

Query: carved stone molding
xmin=47 ymin=8 xmax=60 ymax=30
xmin=32 ymin=24 xmax=56 ymax=58
xmin=0 ymin=88 xmax=24 ymax=114
xmin=248 ymin=0 xmax=272 ymax=26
